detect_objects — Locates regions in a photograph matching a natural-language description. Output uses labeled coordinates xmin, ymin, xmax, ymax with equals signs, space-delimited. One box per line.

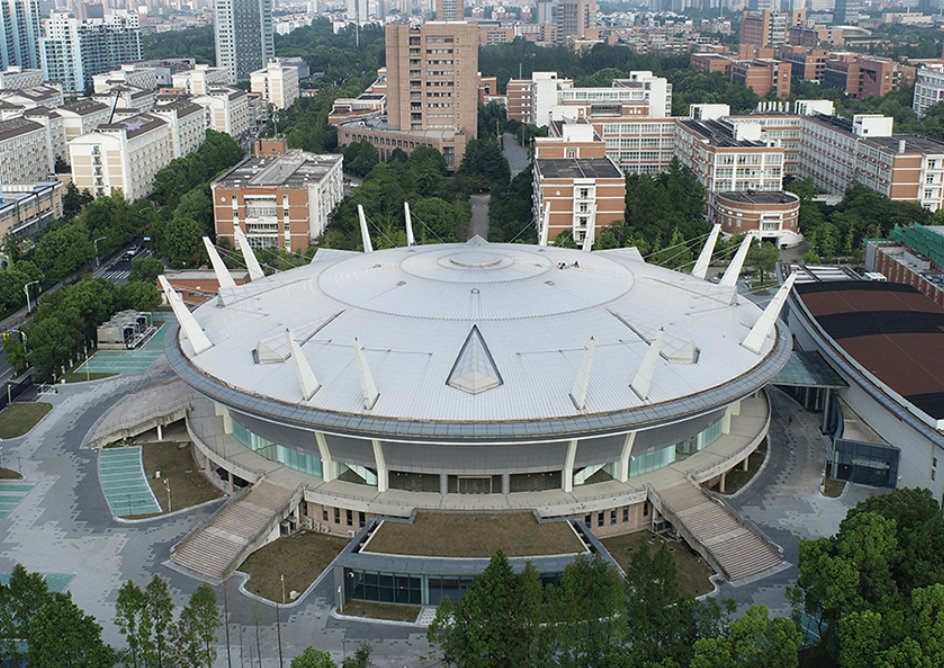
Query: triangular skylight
xmin=446 ymin=326 xmax=503 ymax=395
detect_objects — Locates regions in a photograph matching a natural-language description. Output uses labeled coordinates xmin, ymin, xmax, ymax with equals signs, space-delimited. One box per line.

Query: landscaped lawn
xmin=140 ymin=441 xmax=224 ymax=515
xmin=341 ymin=600 xmax=420 ymax=622
xmin=601 ymin=531 xmax=716 ymax=598
xmin=0 ymin=403 xmax=53 ymax=438
xmin=239 ymin=530 xmax=351 ymax=603
xmin=364 ymin=512 xmax=584 ymax=558
xmin=62 ymin=370 xmax=117 ymax=383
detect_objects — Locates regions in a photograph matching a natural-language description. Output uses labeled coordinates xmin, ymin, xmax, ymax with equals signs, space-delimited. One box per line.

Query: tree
xmin=33 ymin=223 xmax=94 ymax=281
xmin=690 ymin=605 xmax=801 ymax=668
xmin=176 ymin=585 xmax=220 ymax=668
xmin=544 ymin=553 xmax=626 ymax=668
xmin=144 ymin=575 xmax=177 ymax=668
xmin=129 ymin=257 xmax=166 ymax=284
xmin=115 ymin=580 xmax=152 ymax=668
xmin=625 ymin=542 xmax=729 ymax=666
xmin=291 ymin=647 xmax=338 ymax=668
xmin=791 ymin=488 xmax=944 ymax=663
xmin=747 ymin=240 xmax=780 ymax=283
xmin=341 ymin=642 xmax=372 ymax=668
xmin=28 ymin=596 xmax=116 ymax=667
xmin=165 ymin=217 xmax=207 ymax=269
xmin=63 ymin=182 xmax=94 ymax=218
xmin=427 ymin=551 xmax=540 ymax=668
xmin=120 ymin=282 xmax=162 ymax=312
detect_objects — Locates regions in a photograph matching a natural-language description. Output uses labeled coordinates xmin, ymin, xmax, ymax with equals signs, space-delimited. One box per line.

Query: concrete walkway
xmin=717 ymin=386 xmax=879 ymax=615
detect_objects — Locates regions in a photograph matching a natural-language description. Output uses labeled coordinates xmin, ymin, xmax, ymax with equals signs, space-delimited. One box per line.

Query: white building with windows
xmin=913 ymin=64 xmax=944 ymax=119
xmin=171 ymin=63 xmax=230 ymax=95
xmin=250 ymin=60 xmax=298 ymax=110
xmin=191 ymin=86 xmax=251 ymax=140
xmin=152 ymin=99 xmax=205 ymax=159
xmin=69 ymin=112 xmax=171 ymax=201
xmin=0 ymin=115 xmax=52 ymax=182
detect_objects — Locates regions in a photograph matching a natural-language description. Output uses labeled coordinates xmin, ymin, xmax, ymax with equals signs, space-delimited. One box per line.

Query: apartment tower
xmin=435 ymin=0 xmax=461 ymax=21
xmin=385 ymin=22 xmax=478 ymax=142
xmin=214 ymin=0 xmax=274 ymax=84
xmin=556 ymin=0 xmax=594 ymax=44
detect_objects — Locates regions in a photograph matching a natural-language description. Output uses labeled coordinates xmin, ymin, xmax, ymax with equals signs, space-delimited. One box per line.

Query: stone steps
xmin=171 ymin=482 xmax=295 ymax=582
xmin=654 ymin=482 xmax=781 ymax=582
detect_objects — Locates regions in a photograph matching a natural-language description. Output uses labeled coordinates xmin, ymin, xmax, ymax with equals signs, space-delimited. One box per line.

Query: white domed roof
xmin=171 ymin=238 xmax=786 ymax=436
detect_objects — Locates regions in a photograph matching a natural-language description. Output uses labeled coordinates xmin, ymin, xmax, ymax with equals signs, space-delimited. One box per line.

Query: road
xmin=469 ymin=194 xmax=490 ymax=240
xmin=502 ymin=132 xmax=529 ymax=178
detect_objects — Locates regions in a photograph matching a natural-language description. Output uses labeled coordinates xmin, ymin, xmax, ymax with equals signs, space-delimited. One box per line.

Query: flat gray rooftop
xmin=536 ymin=158 xmax=623 ymax=179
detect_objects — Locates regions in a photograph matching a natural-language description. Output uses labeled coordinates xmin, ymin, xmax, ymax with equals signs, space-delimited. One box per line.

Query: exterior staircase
xmin=650 ymin=481 xmax=781 ymax=582
xmin=171 ymin=482 xmax=297 ymax=582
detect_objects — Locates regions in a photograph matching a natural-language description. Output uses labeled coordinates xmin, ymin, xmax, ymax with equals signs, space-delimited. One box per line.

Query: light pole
xmin=23 ymin=281 xmax=38 ymax=313
xmin=94 ymin=236 xmax=107 ymax=267
xmin=164 ymin=477 xmax=171 ymax=512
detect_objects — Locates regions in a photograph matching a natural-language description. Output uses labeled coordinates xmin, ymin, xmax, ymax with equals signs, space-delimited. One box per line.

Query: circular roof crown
xmin=168 ymin=239 xmax=788 ymax=439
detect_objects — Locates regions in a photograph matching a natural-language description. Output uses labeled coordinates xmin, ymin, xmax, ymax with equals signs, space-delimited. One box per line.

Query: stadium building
xmin=160 ymin=223 xmax=794 ymax=591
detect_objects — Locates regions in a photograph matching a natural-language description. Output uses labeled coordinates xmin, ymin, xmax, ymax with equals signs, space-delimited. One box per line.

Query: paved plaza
xmin=0 ymin=356 xmax=877 ymax=666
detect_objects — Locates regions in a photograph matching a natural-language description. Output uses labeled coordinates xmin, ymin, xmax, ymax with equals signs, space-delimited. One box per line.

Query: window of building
xmin=597 ymin=512 xmax=604 ymax=528
xmin=584 ymin=513 xmax=591 ymax=526
xmin=623 ymin=506 xmax=629 ymax=522
xmin=334 ymin=507 xmax=340 ymax=524
xmin=567 ymin=149 xmax=576 ymax=158
xmin=610 ymin=508 xmax=617 ymax=525
xmin=322 ymin=505 xmax=328 ymax=522
xmin=359 ymin=511 xmax=366 ymax=527
xmin=643 ymin=501 xmax=650 ymax=517
xmin=346 ymin=509 xmax=353 ymax=527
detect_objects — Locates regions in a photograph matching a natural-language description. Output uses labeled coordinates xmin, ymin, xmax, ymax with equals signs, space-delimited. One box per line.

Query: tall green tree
xmin=690 ymin=605 xmax=801 ymax=668
xmin=624 ymin=542 xmax=729 ymax=666
xmin=115 ymin=580 xmax=153 ymax=668
xmin=144 ymin=575 xmax=177 ymax=668
xmin=427 ymin=551 xmax=541 ymax=668
xmin=544 ymin=553 xmax=626 ymax=668
xmin=291 ymin=647 xmax=338 ymax=668
xmin=176 ymin=584 xmax=220 ymax=668
xmin=28 ymin=596 xmax=116 ymax=667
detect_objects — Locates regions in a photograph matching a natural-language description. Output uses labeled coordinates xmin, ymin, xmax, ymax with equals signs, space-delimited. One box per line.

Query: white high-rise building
xmin=40 ymin=11 xmax=142 ymax=94
xmin=214 ymin=0 xmax=274 ymax=84
xmin=250 ymin=60 xmax=298 ymax=110
xmin=0 ymin=0 xmax=42 ymax=71
xmin=346 ymin=0 xmax=369 ymax=24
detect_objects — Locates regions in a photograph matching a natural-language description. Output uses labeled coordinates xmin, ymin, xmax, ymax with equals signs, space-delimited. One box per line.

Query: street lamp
xmin=164 ymin=477 xmax=171 ymax=513
xmin=94 ymin=236 xmax=107 ymax=267
xmin=23 ymin=281 xmax=38 ymax=313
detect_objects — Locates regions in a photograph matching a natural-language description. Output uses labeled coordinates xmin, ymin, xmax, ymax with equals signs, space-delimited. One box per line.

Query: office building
xmin=710 ymin=190 xmax=802 ymax=248
xmin=435 ymin=0 xmax=460 ymax=21
xmin=822 ymin=54 xmax=897 ymax=99
xmin=556 ymin=0 xmax=595 ymax=45
xmin=739 ymin=9 xmax=805 ymax=47
xmin=532 ymin=121 xmax=625 ymax=246
xmin=674 ymin=116 xmax=785 ymax=210
xmin=506 ymin=70 xmax=672 ymax=127
xmin=40 ymin=11 xmax=142 ymax=94
xmin=211 ymin=149 xmax=344 ymax=251
xmin=69 ymin=112 xmax=172 ymax=200
xmin=799 ymin=113 xmax=944 ymax=211
xmin=213 ymin=0 xmax=274 ymax=84
xmin=344 ymin=21 xmax=478 ymax=168
xmin=833 ymin=0 xmax=860 ymax=25
xmin=250 ymin=60 xmax=298 ymax=110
